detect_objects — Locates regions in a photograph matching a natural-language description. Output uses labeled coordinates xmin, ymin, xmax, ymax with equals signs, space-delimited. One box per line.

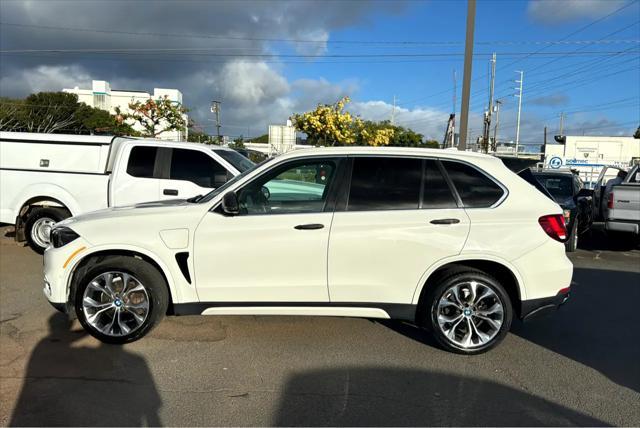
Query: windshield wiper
xmin=186 ymin=194 xmax=203 ymax=203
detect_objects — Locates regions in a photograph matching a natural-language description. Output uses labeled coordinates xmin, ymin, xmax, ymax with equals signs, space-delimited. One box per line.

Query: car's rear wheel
xmin=24 ymin=207 xmax=70 ymax=254
xmin=422 ymin=270 xmax=513 ymax=354
xmin=74 ymin=256 xmax=168 ymax=344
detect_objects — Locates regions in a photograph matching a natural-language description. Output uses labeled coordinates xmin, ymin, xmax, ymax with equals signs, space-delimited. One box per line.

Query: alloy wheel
xmin=436 ymin=280 xmax=504 ymax=349
xmin=82 ymin=271 xmax=150 ymax=337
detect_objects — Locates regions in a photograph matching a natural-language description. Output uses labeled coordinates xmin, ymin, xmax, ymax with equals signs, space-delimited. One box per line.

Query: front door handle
xmin=294 ymin=223 xmax=324 ymax=230
xmin=163 ymin=189 xmax=179 ymax=196
xmin=430 ymin=218 xmax=460 ymax=225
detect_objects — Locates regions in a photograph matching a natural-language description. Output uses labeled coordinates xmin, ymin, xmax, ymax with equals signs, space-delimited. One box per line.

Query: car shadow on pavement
xmin=10 ymin=312 xmax=162 ymax=426
xmin=274 ymin=367 xmax=605 ymax=426
xmin=578 ymin=228 xmax=639 ymax=251
xmin=512 ymin=266 xmax=640 ymax=394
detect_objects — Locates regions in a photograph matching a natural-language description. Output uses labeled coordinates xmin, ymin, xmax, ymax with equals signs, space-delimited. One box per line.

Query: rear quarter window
xmin=442 ymin=161 xmax=504 ymax=208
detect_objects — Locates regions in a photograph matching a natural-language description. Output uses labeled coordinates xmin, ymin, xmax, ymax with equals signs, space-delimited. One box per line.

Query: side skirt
xmin=172 ymin=302 xmax=417 ymax=322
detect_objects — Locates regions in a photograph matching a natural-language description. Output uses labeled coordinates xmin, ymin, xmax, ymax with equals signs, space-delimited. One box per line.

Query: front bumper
xmin=606 ymin=219 xmax=639 ymax=235
xmin=43 ymin=238 xmax=92 ymax=307
xmin=520 ymin=288 xmax=570 ymax=321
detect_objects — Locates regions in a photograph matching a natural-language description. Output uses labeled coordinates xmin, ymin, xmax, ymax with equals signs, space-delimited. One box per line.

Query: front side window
xmin=126 ymin=146 xmax=157 ymax=178
xmin=237 ymin=159 xmax=338 ymax=215
xmin=170 ymin=148 xmax=231 ymax=188
xmin=213 ymin=149 xmax=255 ymax=173
xmin=442 ymin=161 xmax=504 ymax=208
xmin=348 ymin=157 xmax=423 ymax=211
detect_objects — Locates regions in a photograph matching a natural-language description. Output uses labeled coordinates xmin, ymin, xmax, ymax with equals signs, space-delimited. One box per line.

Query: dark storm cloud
xmin=0 ymin=0 xmax=406 ymax=134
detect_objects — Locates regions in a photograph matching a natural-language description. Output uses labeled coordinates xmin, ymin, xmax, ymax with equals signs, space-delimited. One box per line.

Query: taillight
xmin=538 ymin=214 xmax=568 ymax=242
xmin=607 ymin=192 xmax=614 ymax=209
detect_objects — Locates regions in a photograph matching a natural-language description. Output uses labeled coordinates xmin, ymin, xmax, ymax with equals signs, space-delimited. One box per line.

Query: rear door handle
xmin=430 ymin=218 xmax=460 ymax=225
xmin=294 ymin=223 xmax=324 ymax=230
xmin=163 ymin=189 xmax=179 ymax=196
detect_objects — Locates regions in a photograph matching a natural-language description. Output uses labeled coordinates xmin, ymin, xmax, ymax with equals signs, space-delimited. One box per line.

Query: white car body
xmin=43 ymin=147 xmax=573 ymax=352
xmin=0 ymin=131 xmax=251 ymax=249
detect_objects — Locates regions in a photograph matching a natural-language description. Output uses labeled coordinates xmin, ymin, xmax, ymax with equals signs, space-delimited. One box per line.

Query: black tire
xmin=74 ymin=255 xmax=168 ymax=344
xmin=24 ymin=207 xmax=71 ymax=254
xmin=565 ymin=219 xmax=578 ymax=252
xmin=421 ymin=269 xmax=513 ymax=355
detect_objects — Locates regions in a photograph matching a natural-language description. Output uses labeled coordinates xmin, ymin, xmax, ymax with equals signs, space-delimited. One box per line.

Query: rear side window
xmin=170 ymin=148 xmax=231 ymax=188
xmin=348 ymin=157 xmax=422 ymax=211
xmin=442 ymin=161 xmax=504 ymax=208
xmin=423 ymin=160 xmax=457 ymax=209
xmin=126 ymin=146 xmax=157 ymax=178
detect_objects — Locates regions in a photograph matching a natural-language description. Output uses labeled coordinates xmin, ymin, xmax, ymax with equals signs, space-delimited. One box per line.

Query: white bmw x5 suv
xmin=44 ymin=147 xmax=572 ymax=354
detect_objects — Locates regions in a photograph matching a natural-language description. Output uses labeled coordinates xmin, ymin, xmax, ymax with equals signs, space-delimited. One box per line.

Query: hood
xmin=57 ymin=198 xmax=193 ymax=227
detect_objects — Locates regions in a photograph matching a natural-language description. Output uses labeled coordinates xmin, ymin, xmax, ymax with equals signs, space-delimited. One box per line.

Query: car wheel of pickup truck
xmin=24 ymin=207 xmax=70 ymax=254
xmin=565 ymin=220 xmax=578 ymax=252
xmin=423 ymin=270 xmax=513 ymax=355
xmin=74 ymin=256 xmax=168 ymax=344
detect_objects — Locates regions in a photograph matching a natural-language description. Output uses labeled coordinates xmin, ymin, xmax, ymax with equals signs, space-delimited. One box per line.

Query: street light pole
xmin=514 ymin=71 xmax=524 ymax=156
xmin=458 ymin=0 xmax=476 ymax=151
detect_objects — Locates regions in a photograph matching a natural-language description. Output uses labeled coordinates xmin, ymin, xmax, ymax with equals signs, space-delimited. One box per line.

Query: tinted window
xmin=534 ymin=175 xmax=573 ymax=201
xmin=212 ymin=149 xmax=255 ymax=172
xmin=443 ymin=161 xmax=504 ymax=208
xmin=348 ymin=157 xmax=422 ymax=211
xmin=126 ymin=146 xmax=157 ymax=178
xmin=237 ymin=159 xmax=337 ymax=215
xmin=170 ymin=148 xmax=231 ymax=188
xmin=423 ymin=160 xmax=457 ymax=209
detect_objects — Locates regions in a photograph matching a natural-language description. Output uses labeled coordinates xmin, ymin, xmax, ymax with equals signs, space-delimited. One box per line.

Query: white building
xmin=63 ymin=80 xmax=188 ymax=141
xmin=544 ymin=135 xmax=640 ymax=187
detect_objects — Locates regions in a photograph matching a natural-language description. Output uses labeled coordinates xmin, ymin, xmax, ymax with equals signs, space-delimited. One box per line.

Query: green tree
xmin=634 ymin=126 xmax=640 ymax=139
xmin=0 ymin=92 xmax=136 ymax=135
xmin=228 ymin=135 xmax=246 ymax=149
xmin=115 ymin=96 xmax=188 ymax=138
xmin=187 ymin=127 xmax=213 ymax=143
xmin=249 ymin=134 xmax=269 ymax=145
xmin=424 ymin=140 xmax=440 ymax=149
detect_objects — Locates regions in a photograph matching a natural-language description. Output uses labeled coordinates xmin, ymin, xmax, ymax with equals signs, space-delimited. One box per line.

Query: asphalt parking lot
xmin=1 ymin=226 xmax=638 ymax=427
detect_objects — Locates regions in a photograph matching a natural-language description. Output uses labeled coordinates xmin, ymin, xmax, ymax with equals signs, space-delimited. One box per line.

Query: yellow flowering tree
xmin=291 ymin=97 xmax=367 ymax=146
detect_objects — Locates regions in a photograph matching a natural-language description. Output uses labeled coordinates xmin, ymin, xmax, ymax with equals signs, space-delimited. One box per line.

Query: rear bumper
xmin=606 ymin=219 xmax=639 ymax=234
xmin=520 ymin=288 xmax=570 ymax=321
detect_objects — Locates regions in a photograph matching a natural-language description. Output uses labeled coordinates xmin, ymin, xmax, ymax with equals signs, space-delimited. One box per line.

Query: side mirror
xmin=221 ymin=192 xmax=239 ymax=216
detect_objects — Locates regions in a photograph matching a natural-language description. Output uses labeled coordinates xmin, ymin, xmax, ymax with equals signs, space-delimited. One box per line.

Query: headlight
xmin=50 ymin=227 xmax=80 ymax=248
xmin=562 ymin=209 xmax=571 ymax=225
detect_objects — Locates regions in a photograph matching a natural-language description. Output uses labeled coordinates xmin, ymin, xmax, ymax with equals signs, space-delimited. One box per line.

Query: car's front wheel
xmin=74 ymin=256 xmax=168 ymax=344
xmin=422 ymin=269 xmax=513 ymax=354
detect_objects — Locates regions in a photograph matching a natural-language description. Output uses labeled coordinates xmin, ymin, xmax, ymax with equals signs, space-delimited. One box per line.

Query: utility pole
xmin=492 ymin=99 xmax=502 ymax=152
xmin=559 ymin=112 xmax=565 ymax=135
xmin=451 ymin=69 xmax=457 ymax=148
xmin=458 ymin=0 xmax=476 ymax=151
xmin=514 ymin=71 xmax=524 ymax=156
xmin=482 ymin=53 xmax=496 ymax=153
xmin=391 ymin=95 xmax=396 ymax=125
xmin=211 ymin=100 xmax=221 ymax=144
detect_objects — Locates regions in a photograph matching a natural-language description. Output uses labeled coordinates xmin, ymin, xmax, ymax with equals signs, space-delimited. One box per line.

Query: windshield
xmin=213 ymin=149 xmax=255 ymax=172
xmin=534 ymin=175 xmax=573 ymax=201
xmin=198 ymin=157 xmax=274 ymax=203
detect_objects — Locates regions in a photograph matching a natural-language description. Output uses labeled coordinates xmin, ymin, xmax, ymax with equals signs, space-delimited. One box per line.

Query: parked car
xmin=531 ymin=170 xmax=593 ymax=251
xmin=0 ymin=131 xmax=253 ymax=253
xmin=593 ymin=164 xmax=640 ymax=236
xmin=44 ymin=147 xmax=573 ymax=354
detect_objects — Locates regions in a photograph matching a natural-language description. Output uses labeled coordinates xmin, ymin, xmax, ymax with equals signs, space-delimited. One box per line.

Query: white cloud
xmin=527 ymin=0 xmax=627 ymax=25
xmin=0 ymin=65 xmax=92 ymax=96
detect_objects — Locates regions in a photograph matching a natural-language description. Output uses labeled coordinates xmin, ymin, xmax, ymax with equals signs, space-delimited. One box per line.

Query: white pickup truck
xmin=593 ymin=163 xmax=640 ymax=236
xmin=0 ymin=131 xmax=254 ymax=252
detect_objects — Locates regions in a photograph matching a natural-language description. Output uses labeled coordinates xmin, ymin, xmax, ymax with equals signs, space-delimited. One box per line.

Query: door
xmin=110 ymin=145 xmax=160 ymax=206
xmin=193 ymin=157 xmax=343 ymax=302
xmin=158 ymin=148 xmax=234 ymax=200
xmin=328 ymin=157 xmax=470 ymax=304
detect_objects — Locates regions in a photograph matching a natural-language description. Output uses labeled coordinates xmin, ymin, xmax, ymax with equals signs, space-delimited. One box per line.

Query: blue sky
xmin=1 ymin=0 xmax=638 ymax=145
